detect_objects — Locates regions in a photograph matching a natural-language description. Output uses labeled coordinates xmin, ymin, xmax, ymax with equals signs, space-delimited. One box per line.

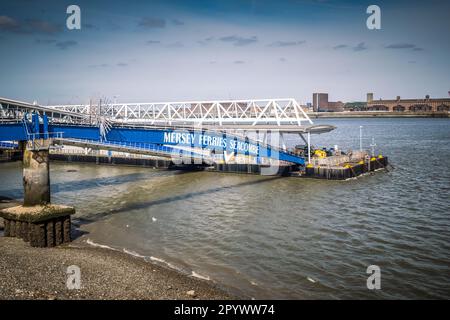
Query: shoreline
xmin=0 ymin=236 xmax=236 ymax=300
xmin=306 ymin=111 xmax=449 ymax=118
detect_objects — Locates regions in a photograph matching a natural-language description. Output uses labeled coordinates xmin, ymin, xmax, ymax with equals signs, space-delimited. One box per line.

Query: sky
xmin=0 ymin=0 xmax=449 ymax=105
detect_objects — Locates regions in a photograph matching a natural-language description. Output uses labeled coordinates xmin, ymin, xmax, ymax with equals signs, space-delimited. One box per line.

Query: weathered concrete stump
xmin=0 ymin=205 xmax=74 ymax=247
xmin=23 ymin=145 xmax=51 ymax=206
xmin=0 ymin=140 xmax=75 ymax=247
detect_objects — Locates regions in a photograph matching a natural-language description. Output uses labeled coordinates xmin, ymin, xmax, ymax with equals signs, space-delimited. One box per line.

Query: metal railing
xmin=26 ymin=132 xmax=64 ymax=151
xmin=55 ymin=138 xmax=207 ymax=161
xmin=0 ymin=141 xmax=18 ymax=149
xmin=50 ymin=147 xmax=166 ymax=159
xmin=27 ymin=132 xmax=64 ymax=140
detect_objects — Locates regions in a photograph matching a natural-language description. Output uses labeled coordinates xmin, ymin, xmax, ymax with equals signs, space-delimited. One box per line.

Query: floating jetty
xmin=210 ymin=152 xmax=389 ymax=180
xmin=211 ymin=163 xmax=296 ymax=175
xmin=46 ymin=145 xmax=390 ymax=180
xmin=302 ymin=155 xmax=389 ymax=180
xmin=3 ymin=145 xmax=391 ymax=181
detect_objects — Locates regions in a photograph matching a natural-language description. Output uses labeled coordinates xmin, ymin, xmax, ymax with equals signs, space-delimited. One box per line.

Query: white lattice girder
xmin=0 ymin=97 xmax=89 ymax=123
xmin=46 ymin=98 xmax=313 ymax=126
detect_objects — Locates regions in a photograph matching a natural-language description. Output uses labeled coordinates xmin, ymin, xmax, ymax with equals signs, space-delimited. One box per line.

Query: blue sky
xmin=0 ymin=0 xmax=449 ymax=104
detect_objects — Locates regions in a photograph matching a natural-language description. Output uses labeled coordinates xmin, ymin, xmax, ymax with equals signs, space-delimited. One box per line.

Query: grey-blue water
xmin=1 ymin=118 xmax=449 ymax=299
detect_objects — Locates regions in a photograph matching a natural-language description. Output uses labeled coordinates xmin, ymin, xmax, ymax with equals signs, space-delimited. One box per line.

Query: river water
xmin=1 ymin=118 xmax=449 ymax=299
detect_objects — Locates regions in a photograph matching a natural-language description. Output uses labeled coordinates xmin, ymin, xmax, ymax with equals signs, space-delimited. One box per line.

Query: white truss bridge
xmin=1 ymin=97 xmax=335 ymax=134
xmin=46 ymin=98 xmax=313 ymax=127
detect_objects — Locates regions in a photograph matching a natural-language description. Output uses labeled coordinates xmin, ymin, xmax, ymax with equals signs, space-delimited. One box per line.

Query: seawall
xmin=307 ymin=111 xmax=449 ymax=118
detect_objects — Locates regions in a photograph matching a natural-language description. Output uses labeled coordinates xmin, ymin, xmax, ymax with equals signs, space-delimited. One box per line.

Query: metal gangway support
xmin=45 ymin=98 xmax=314 ymax=127
xmin=54 ymin=138 xmax=209 ymax=163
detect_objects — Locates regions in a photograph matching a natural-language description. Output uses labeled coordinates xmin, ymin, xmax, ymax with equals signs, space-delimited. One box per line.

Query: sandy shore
xmin=0 ymin=196 xmax=235 ymax=300
xmin=0 ymin=237 xmax=235 ymax=300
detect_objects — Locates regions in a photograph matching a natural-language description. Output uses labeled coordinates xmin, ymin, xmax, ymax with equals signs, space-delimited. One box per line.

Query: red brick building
xmin=366 ymin=93 xmax=450 ymax=112
xmin=312 ymin=93 xmax=344 ymax=112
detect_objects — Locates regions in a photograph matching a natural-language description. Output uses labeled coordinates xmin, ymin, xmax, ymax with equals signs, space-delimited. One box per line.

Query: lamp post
xmin=307 ymin=131 xmax=311 ymax=164
xmin=370 ymin=137 xmax=376 ymax=156
xmin=359 ymin=125 xmax=363 ymax=151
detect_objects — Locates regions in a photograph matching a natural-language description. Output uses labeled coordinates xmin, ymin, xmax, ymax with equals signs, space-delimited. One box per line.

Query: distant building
xmin=343 ymin=101 xmax=366 ymax=111
xmin=312 ymin=93 xmax=328 ymax=112
xmin=327 ymin=101 xmax=345 ymax=111
xmin=366 ymin=93 xmax=450 ymax=112
xmin=312 ymin=93 xmax=344 ymax=112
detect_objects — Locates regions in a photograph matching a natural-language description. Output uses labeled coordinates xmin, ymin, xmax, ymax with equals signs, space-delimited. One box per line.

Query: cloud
xmin=138 ymin=17 xmax=166 ymax=29
xmin=219 ymin=35 xmax=258 ymax=46
xmin=353 ymin=42 xmax=367 ymax=51
xmin=385 ymin=43 xmax=424 ymax=51
xmin=199 ymin=35 xmax=258 ymax=47
xmin=35 ymin=39 xmax=57 ymax=44
xmin=146 ymin=40 xmax=161 ymax=44
xmin=333 ymin=44 xmax=348 ymax=50
xmin=27 ymin=19 xmax=62 ymax=34
xmin=117 ymin=62 xmax=128 ymax=67
xmin=0 ymin=15 xmax=21 ymax=32
xmin=106 ymin=19 xmax=121 ymax=31
xmin=172 ymin=19 xmax=184 ymax=26
xmin=279 ymin=57 xmax=287 ymax=62
xmin=333 ymin=43 xmax=369 ymax=52
xmin=55 ymin=40 xmax=77 ymax=50
xmin=234 ymin=60 xmax=245 ymax=64
xmin=36 ymin=38 xmax=78 ymax=50
xmin=385 ymin=43 xmax=414 ymax=49
xmin=198 ymin=36 xmax=214 ymax=45
xmin=89 ymin=63 xmax=109 ymax=68
xmin=166 ymin=41 xmax=184 ymax=48
xmin=268 ymin=40 xmax=305 ymax=47
xmin=83 ymin=23 xmax=98 ymax=30
xmin=0 ymin=16 xmax=61 ymax=34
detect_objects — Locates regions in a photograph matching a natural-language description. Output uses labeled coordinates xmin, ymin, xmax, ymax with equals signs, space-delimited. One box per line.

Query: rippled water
xmin=1 ymin=118 xmax=449 ymax=299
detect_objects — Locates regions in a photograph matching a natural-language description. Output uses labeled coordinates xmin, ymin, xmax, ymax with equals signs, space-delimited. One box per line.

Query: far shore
xmin=307 ymin=111 xmax=450 ymax=118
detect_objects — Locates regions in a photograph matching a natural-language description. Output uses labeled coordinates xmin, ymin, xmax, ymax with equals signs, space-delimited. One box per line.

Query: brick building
xmin=366 ymin=93 xmax=450 ymax=112
xmin=312 ymin=93 xmax=344 ymax=112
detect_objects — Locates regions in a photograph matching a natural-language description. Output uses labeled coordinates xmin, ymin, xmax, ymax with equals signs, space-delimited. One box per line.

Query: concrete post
xmin=1 ymin=137 xmax=75 ymax=248
xmin=23 ymin=143 xmax=50 ymax=206
xmin=307 ymin=132 xmax=311 ymax=164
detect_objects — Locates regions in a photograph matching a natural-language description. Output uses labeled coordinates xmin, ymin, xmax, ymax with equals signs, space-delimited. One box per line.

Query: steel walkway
xmin=54 ymin=138 xmax=208 ymax=163
xmin=0 ymin=97 xmax=337 ymax=165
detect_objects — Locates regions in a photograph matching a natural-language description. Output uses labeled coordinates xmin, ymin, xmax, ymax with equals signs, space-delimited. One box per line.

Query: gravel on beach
xmin=0 ymin=237 xmax=235 ymax=300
